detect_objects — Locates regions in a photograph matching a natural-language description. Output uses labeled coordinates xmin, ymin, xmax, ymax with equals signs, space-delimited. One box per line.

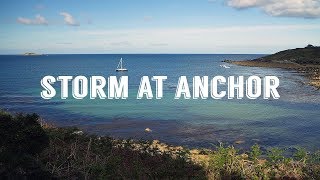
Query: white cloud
xmin=227 ymin=0 xmax=320 ymax=18
xmin=35 ymin=4 xmax=46 ymax=10
xmin=59 ymin=12 xmax=79 ymax=26
xmin=227 ymin=0 xmax=263 ymax=8
xmin=110 ymin=41 xmax=132 ymax=46
xmin=17 ymin=15 xmax=48 ymax=25
xmin=81 ymin=24 xmax=320 ymax=35
xmin=143 ymin=16 xmax=153 ymax=22
xmin=149 ymin=43 xmax=169 ymax=46
xmin=76 ymin=24 xmax=320 ymax=53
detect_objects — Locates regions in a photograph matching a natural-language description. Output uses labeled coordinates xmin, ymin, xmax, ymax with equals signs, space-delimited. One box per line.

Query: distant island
xmin=225 ymin=45 xmax=320 ymax=89
xmin=23 ymin=52 xmax=43 ymax=56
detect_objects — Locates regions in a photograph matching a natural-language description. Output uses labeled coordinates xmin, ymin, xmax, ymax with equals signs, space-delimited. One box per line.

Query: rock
xmin=145 ymin=128 xmax=152 ymax=132
xmin=258 ymin=159 xmax=267 ymax=165
xmin=23 ymin=52 xmax=42 ymax=56
xmin=190 ymin=149 xmax=200 ymax=155
xmin=152 ymin=140 xmax=160 ymax=144
xmin=72 ymin=130 xmax=83 ymax=135
xmin=235 ymin=140 xmax=245 ymax=144
xmin=240 ymin=153 xmax=249 ymax=159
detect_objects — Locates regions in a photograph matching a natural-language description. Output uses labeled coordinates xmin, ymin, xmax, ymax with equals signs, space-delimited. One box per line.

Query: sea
xmin=1 ymin=54 xmax=319 ymax=150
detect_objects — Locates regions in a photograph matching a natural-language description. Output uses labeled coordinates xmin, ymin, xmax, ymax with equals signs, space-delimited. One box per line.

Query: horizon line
xmin=0 ymin=53 xmax=269 ymax=55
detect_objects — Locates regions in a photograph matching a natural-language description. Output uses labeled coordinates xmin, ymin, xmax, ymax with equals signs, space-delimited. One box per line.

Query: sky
xmin=0 ymin=0 xmax=320 ymax=54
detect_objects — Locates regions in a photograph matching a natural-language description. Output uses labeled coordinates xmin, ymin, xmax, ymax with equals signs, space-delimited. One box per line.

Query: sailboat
xmin=116 ymin=58 xmax=128 ymax=71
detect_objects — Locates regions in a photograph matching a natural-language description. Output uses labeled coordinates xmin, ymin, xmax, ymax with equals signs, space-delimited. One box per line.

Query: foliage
xmin=293 ymin=147 xmax=308 ymax=163
xmin=255 ymin=46 xmax=320 ymax=65
xmin=207 ymin=143 xmax=244 ymax=179
xmin=203 ymin=144 xmax=320 ymax=179
xmin=250 ymin=144 xmax=262 ymax=162
xmin=0 ymin=111 xmax=206 ymax=179
xmin=1 ymin=111 xmax=320 ymax=179
xmin=41 ymin=128 xmax=207 ymax=179
xmin=0 ymin=111 xmax=50 ymax=178
xmin=267 ymin=147 xmax=285 ymax=165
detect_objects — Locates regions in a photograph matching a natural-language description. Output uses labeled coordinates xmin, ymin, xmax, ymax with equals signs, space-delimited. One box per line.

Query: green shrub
xmin=293 ymin=147 xmax=308 ymax=163
xmin=267 ymin=147 xmax=284 ymax=165
xmin=207 ymin=143 xmax=244 ymax=179
xmin=250 ymin=144 xmax=262 ymax=163
xmin=0 ymin=111 xmax=50 ymax=178
xmin=2 ymin=110 xmax=320 ymax=179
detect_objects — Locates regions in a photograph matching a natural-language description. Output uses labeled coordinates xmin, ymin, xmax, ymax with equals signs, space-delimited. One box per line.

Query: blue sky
xmin=1 ymin=0 xmax=320 ymax=54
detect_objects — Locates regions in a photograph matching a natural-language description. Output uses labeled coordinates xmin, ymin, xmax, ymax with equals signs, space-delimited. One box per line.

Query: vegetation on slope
xmin=224 ymin=45 xmax=320 ymax=89
xmin=1 ymin=111 xmax=320 ymax=179
xmin=254 ymin=44 xmax=320 ymax=65
xmin=0 ymin=111 xmax=205 ymax=179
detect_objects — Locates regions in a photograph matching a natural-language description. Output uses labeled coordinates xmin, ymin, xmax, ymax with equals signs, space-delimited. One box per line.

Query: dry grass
xmin=2 ymin=111 xmax=320 ymax=179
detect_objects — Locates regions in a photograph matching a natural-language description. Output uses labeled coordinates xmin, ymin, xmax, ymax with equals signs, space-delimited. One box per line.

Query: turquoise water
xmin=0 ymin=54 xmax=319 ymax=149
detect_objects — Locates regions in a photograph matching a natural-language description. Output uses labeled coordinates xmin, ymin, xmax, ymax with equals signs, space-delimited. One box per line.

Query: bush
xmin=0 ymin=111 xmax=50 ymax=178
xmin=207 ymin=143 xmax=244 ymax=179
xmin=40 ymin=128 xmax=206 ymax=179
xmin=250 ymin=144 xmax=262 ymax=163
xmin=267 ymin=147 xmax=284 ymax=165
xmin=2 ymin=111 xmax=320 ymax=179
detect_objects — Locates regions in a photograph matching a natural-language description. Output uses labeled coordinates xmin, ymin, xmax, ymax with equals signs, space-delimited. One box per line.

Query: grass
xmin=1 ymin=111 xmax=320 ymax=179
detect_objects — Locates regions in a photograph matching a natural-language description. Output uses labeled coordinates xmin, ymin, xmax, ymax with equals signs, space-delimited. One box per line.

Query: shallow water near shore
xmin=1 ymin=54 xmax=320 ymax=150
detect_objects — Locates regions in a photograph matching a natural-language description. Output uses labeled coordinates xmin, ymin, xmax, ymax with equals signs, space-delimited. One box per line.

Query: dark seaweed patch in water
xmin=0 ymin=96 xmax=64 ymax=106
xmin=78 ymin=117 xmax=251 ymax=149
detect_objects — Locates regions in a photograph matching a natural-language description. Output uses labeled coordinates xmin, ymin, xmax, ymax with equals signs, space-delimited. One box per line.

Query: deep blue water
xmin=0 ymin=54 xmax=319 ymax=149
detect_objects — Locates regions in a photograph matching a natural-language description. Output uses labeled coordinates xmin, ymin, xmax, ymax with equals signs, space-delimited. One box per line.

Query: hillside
xmin=255 ymin=45 xmax=320 ymax=65
xmin=224 ymin=45 xmax=320 ymax=89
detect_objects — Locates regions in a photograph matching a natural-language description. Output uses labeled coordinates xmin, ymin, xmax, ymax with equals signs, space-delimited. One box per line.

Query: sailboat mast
xmin=116 ymin=57 xmax=127 ymax=71
xmin=117 ymin=58 xmax=122 ymax=69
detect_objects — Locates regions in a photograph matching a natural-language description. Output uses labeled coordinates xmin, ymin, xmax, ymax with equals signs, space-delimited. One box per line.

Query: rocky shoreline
xmin=223 ymin=45 xmax=320 ymax=89
xmin=223 ymin=59 xmax=320 ymax=89
xmin=2 ymin=110 xmax=320 ymax=179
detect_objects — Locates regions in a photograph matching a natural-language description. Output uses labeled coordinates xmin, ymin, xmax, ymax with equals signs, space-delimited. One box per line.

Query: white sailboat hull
xmin=116 ymin=68 xmax=128 ymax=71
